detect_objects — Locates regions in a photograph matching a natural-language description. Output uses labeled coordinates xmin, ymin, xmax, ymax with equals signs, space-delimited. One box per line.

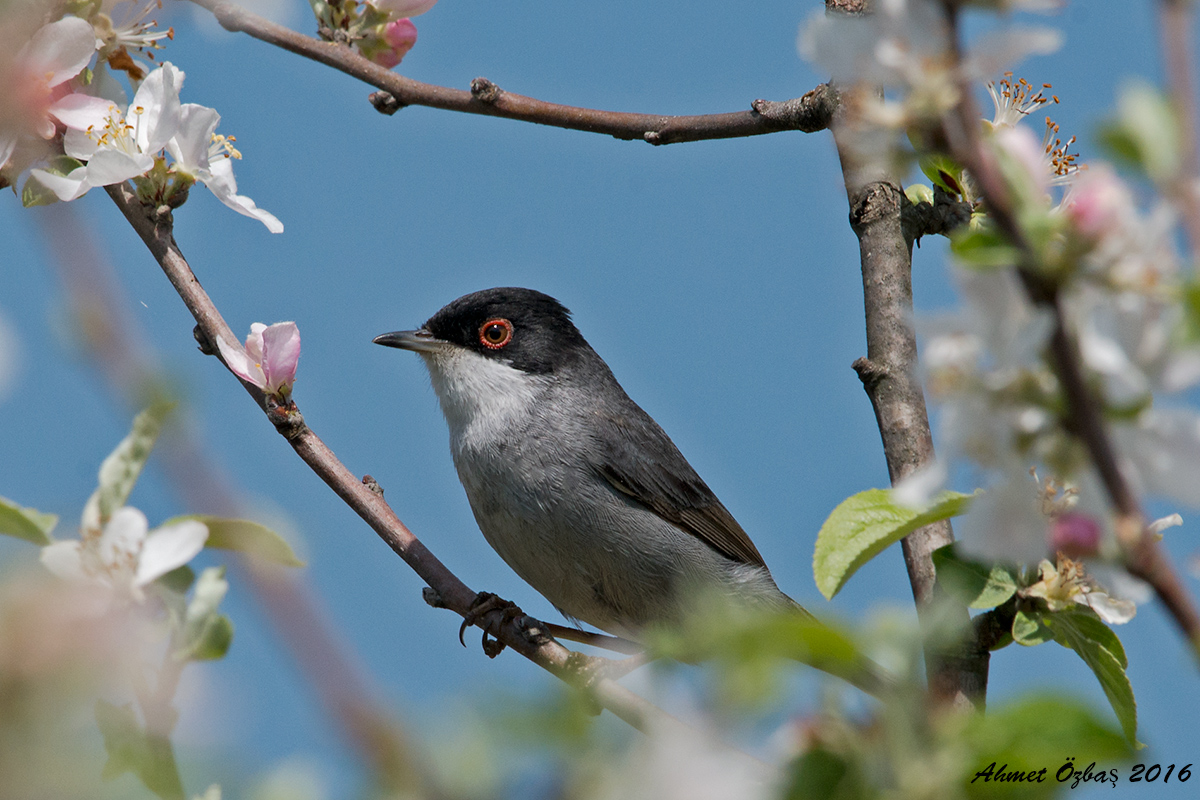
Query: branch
xmin=937 ymin=2 xmax=1200 ymax=659
xmin=187 ymin=0 xmax=835 ymax=144
xmin=103 ymin=182 xmax=684 ymax=734
xmin=822 ymin=0 xmax=984 ymax=709
xmin=36 ymin=202 xmax=430 ymax=793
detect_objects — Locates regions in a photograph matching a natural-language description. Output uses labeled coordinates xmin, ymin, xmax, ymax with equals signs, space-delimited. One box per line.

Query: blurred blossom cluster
xmin=307 ymin=0 xmax=438 ymax=68
xmin=0 ymin=0 xmax=281 ymax=231
xmin=798 ymin=1 xmax=1195 ymax=609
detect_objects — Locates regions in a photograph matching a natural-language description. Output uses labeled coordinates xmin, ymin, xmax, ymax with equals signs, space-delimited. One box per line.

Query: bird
xmin=374 ymin=287 xmax=806 ymax=642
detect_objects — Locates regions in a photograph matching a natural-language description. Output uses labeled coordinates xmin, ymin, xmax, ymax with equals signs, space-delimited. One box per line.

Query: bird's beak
xmin=373 ymin=328 xmax=449 ymax=354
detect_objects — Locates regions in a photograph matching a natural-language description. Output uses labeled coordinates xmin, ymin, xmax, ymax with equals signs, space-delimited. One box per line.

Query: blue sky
xmin=1 ymin=1 xmax=1197 ymax=797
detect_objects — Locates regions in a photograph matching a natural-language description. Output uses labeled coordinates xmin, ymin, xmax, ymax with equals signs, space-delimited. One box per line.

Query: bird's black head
xmin=375 ymin=287 xmax=593 ymax=374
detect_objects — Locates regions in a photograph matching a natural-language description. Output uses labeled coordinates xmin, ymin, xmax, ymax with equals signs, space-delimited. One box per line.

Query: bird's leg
xmin=459 ymin=591 xmax=525 ymax=657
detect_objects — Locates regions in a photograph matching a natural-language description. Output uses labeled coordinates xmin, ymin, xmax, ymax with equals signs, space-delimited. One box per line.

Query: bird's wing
xmin=591 ymin=406 xmax=768 ymax=569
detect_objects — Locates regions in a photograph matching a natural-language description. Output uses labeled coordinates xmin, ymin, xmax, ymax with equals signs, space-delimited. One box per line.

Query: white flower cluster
xmin=1 ymin=2 xmax=281 ymax=231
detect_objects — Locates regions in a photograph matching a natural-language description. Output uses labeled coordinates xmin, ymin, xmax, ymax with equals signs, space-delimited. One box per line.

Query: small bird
xmin=374 ymin=288 xmax=804 ymax=641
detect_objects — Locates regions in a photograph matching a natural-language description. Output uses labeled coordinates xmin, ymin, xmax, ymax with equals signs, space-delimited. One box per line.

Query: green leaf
xmin=21 ymin=174 xmax=60 ymax=207
xmin=648 ymin=599 xmax=884 ymax=700
xmin=1048 ymin=610 xmax=1138 ymax=744
xmin=905 ymin=183 xmax=935 ymax=207
xmin=1011 ymin=610 xmax=1055 ymax=646
xmin=176 ymin=567 xmax=235 ymax=661
xmin=785 ymin=747 xmax=863 ymax=800
xmin=95 ymin=700 xmax=186 ymax=800
xmin=82 ymin=403 xmax=173 ymax=533
xmin=918 ymin=153 xmax=965 ymax=195
xmin=950 ymin=224 xmax=1020 ymax=269
xmin=167 ymin=515 xmax=304 ymax=567
xmin=96 ymin=700 xmax=147 ymax=783
xmin=0 ymin=496 xmax=57 ymax=545
xmin=963 ymin=693 xmax=1132 ymax=799
xmin=1096 ymin=81 xmax=1181 ymax=183
xmin=931 ymin=545 xmax=1017 ymax=609
xmin=814 ymin=489 xmax=975 ymax=600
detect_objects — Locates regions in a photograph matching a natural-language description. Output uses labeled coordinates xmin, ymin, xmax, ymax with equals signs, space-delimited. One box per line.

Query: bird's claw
xmin=458 ymin=591 xmax=524 ymax=657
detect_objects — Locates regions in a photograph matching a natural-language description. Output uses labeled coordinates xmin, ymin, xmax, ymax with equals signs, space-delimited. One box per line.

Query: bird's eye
xmin=479 ymin=318 xmax=513 ymax=349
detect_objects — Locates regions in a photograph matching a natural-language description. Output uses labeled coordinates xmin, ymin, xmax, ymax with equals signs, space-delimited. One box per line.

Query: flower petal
xmin=21 ymin=17 xmax=97 ymax=89
xmin=373 ymin=0 xmax=438 ymax=17
xmin=30 ymin=166 xmax=90 ymax=201
xmin=84 ymin=148 xmax=155 ymax=186
xmin=167 ymin=103 xmax=221 ymax=175
xmin=99 ymin=507 xmax=150 ymax=568
xmin=49 ymin=94 xmax=119 ymax=133
xmin=1082 ymin=591 xmax=1136 ymax=625
xmin=40 ymin=540 xmax=88 ymax=581
xmin=135 ymin=520 xmax=209 ymax=586
xmin=130 ymin=62 xmax=183 ymax=154
xmin=261 ymin=322 xmax=301 ymax=395
xmin=204 ymin=158 xmax=284 ymax=233
xmin=215 ymin=334 xmax=266 ymax=388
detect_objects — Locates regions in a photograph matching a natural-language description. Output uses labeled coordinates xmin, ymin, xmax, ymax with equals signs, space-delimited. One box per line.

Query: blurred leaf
xmin=0 ymin=496 xmax=57 ymax=545
xmin=176 ymin=567 xmax=235 ymax=662
xmin=650 ymin=602 xmax=884 ymax=700
xmin=814 ymin=489 xmax=974 ymax=600
xmin=96 ymin=700 xmax=147 ymax=783
xmin=905 ymin=183 xmax=935 ymax=207
xmin=932 ymin=545 xmax=1017 ymax=609
xmin=1096 ymin=81 xmax=1181 ymax=183
xmin=82 ymin=403 xmax=173 ymax=533
xmin=950 ymin=223 xmax=1022 ymax=269
xmin=963 ymin=693 xmax=1132 ymax=798
xmin=1048 ymin=610 xmax=1138 ymax=744
xmin=158 ymin=564 xmax=197 ymax=595
xmin=169 ymin=515 xmax=304 ymax=567
xmin=1012 ymin=610 xmax=1054 ymax=646
xmin=785 ymin=748 xmax=865 ymax=800
xmin=918 ymin=153 xmax=965 ymax=195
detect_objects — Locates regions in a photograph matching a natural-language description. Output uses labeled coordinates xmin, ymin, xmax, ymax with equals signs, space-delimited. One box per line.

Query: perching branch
xmin=938 ymin=1 xmax=1200 ymax=659
xmin=824 ymin=0 xmax=984 ymax=709
xmin=35 ymin=202 xmax=430 ymax=793
xmin=186 ymin=0 xmax=835 ymax=144
xmin=103 ymin=181 xmax=686 ymax=735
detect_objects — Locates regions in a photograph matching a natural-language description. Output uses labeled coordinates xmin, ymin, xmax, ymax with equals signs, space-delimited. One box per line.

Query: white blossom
xmin=41 ymin=506 xmax=208 ymax=601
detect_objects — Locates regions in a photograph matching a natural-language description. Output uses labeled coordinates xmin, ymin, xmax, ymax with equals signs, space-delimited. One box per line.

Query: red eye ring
xmin=479 ymin=318 xmax=514 ymax=349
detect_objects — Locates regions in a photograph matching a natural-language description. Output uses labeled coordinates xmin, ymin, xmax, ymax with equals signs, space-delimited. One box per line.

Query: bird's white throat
xmin=420 ymin=348 xmax=547 ymax=447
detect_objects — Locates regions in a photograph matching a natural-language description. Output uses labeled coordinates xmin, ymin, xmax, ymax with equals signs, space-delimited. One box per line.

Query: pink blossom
xmin=1049 ymin=512 xmax=1101 ymax=558
xmin=1 ymin=16 xmax=107 ymax=166
xmin=1064 ymin=164 xmax=1132 ymax=238
xmin=217 ymin=322 xmax=301 ymax=398
xmin=370 ymin=19 xmax=419 ymax=68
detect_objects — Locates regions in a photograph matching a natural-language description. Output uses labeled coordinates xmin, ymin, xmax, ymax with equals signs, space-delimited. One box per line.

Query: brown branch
xmin=35 ymin=202 xmax=431 ymax=794
xmin=1158 ymin=0 xmax=1200 ymax=253
xmin=823 ymin=0 xmax=984 ymax=709
xmin=102 ymin=182 xmax=695 ymax=735
xmin=187 ymin=0 xmax=833 ymax=144
xmin=937 ymin=1 xmax=1200 ymax=659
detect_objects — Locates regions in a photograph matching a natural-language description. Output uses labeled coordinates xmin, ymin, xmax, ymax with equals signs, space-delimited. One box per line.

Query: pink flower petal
xmin=216 ymin=334 xmax=267 ymax=388
xmin=261 ymin=322 xmax=301 ymax=395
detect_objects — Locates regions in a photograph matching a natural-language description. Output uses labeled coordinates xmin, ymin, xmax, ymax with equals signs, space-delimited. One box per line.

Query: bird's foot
xmin=459 ymin=591 xmax=525 ymax=658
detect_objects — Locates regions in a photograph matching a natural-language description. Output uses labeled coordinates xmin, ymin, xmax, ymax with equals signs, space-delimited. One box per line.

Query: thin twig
xmin=186 ymin=0 xmax=834 ymax=144
xmin=103 ymin=182 xmax=692 ymax=734
xmin=938 ymin=1 xmax=1200 ymax=658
